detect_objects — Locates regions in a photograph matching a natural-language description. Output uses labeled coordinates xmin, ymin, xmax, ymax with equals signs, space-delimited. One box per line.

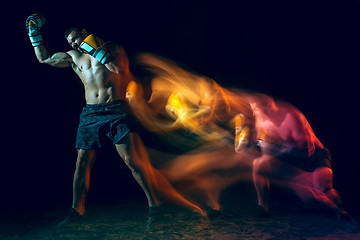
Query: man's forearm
xmin=79 ymin=34 xmax=112 ymax=64
xmin=34 ymin=44 xmax=51 ymax=63
xmin=27 ymin=14 xmax=72 ymax=68
xmin=33 ymin=45 xmax=73 ymax=67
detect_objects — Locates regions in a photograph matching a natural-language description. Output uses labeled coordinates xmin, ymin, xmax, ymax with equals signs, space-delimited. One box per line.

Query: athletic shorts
xmin=257 ymin=141 xmax=332 ymax=172
xmin=75 ymin=100 xmax=130 ymax=149
xmin=277 ymin=147 xmax=332 ymax=172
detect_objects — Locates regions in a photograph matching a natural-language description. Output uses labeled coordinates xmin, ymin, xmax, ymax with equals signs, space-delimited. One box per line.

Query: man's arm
xmin=34 ymin=44 xmax=73 ymax=68
xmin=26 ymin=13 xmax=73 ymax=68
xmin=78 ymin=34 xmax=128 ymax=74
xmin=103 ymin=42 xmax=129 ymax=74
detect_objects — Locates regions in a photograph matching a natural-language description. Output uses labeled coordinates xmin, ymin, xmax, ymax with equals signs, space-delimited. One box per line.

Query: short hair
xmin=64 ymin=27 xmax=81 ymax=38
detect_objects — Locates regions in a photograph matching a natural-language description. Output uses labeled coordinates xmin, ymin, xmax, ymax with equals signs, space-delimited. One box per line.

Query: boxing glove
xmin=166 ymin=92 xmax=188 ymax=121
xmin=79 ymin=34 xmax=111 ymax=64
xmin=234 ymin=114 xmax=250 ymax=152
xmin=126 ymin=81 xmax=140 ymax=102
xmin=26 ymin=13 xmax=46 ymax=47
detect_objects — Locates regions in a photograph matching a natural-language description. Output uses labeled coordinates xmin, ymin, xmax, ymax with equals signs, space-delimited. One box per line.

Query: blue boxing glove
xmin=79 ymin=34 xmax=112 ymax=64
xmin=26 ymin=13 xmax=46 ymax=47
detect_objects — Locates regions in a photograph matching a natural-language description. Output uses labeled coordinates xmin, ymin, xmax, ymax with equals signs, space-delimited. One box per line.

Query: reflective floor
xmin=1 ymin=196 xmax=359 ymax=240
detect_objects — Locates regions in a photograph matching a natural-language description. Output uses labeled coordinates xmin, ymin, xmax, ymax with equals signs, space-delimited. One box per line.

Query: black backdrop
xmin=4 ymin=0 xmax=360 ymax=215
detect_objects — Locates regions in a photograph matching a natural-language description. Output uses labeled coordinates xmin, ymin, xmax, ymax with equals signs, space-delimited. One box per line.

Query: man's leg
xmin=115 ymin=133 xmax=159 ymax=207
xmin=116 ymin=132 xmax=207 ymax=216
xmin=72 ymin=149 xmax=96 ymax=215
xmin=57 ymin=149 xmax=96 ymax=227
xmin=252 ymin=154 xmax=272 ymax=212
xmin=312 ymin=167 xmax=349 ymax=218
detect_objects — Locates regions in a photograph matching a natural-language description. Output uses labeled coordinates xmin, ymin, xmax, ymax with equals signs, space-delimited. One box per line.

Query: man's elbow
xmin=106 ymin=62 xmax=125 ymax=74
xmin=38 ymin=57 xmax=48 ymax=65
xmin=111 ymin=66 xmax=121 ymax=74
xmin=114 ymin=67 xmax=127 ymax=74
xmin=38 ymin=58 xmax=55 ymax=66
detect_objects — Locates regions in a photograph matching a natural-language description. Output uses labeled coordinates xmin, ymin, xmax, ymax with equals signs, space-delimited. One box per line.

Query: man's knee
xmin=253 ymin=156 xmax=271 ymax=175
xmin=115 ymin=144 xmax=136 ymax=168
xmin=122 ymin=153 xmax=133 ymax=167
xmin=76 ymin=149 xmax=95 ymax=169
xmin=313 ymin=167 xmax=333 ymax=192
xmin=124 ymin=155 xmax=145 ymax=176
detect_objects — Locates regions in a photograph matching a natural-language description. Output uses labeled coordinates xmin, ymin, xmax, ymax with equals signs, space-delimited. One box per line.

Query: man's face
xmin=66 ymin=30 xmax=86 ymax=51
xmin=250 ymin=102 xmax=262 ymax=117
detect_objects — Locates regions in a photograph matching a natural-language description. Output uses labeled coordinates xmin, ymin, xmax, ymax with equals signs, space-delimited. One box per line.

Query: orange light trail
xmin=124 ymin=54 xmax=344 ymax=216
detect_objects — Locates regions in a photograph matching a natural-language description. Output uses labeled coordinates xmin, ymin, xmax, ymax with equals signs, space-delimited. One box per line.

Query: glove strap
xmin=29 ymin=34 xmax=43 ymax=47
xmin=79 ymin=41 xmax=96 ymax=55
xmin=93 ymin=48 xmax=111 ymax=64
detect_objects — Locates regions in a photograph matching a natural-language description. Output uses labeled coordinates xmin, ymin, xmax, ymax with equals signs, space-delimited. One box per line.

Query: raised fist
xmin=26 ymin=13 xmax=46 ymax=47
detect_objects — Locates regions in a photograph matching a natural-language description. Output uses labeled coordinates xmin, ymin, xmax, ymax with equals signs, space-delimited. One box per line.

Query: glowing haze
xmin=125 ymin=54 xmax=330 ymax=214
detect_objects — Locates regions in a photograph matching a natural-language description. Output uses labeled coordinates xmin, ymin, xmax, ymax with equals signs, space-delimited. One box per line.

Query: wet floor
xmin=1 ymin=196 xmax=359 ymax=240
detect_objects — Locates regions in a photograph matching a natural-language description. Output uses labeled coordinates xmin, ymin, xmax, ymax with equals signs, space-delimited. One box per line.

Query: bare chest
xmin=76 ymin=54 xmax=95 ymax=73
xmin=73 ymin=54 xmax=105 ymax=83
xmin=257 ymin=113 xmax=294 ymax=142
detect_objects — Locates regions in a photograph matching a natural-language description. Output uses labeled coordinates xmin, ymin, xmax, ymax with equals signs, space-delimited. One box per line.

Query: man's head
xmin=65 ymin=28 xmax=88 ymax=50
xmin=250 ymin=94 xmax=278 ymax=117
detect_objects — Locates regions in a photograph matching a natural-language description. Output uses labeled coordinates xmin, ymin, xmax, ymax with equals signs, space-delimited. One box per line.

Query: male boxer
xmin=250 ymin=95 xmax=349 ymax=219
xmin=26 ymin=14 xmax=206 ymax=225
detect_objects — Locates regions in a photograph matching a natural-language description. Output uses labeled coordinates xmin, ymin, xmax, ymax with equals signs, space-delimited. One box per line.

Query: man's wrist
xmin=29 ymin=34 xmax=43 ymax=47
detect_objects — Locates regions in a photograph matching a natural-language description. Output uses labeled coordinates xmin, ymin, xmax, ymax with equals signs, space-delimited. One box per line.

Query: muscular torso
xmin=254 ymin=103 xmax=324 ymax=157
xmin=255 ymin=106 xmax=309 ymax=148
xmin=68 ymin=50 xmax=131 ymax=104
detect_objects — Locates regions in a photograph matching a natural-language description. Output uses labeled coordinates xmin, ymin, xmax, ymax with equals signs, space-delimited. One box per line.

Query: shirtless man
xmin=250 ymin=95 xmax=349 ymax=219
xmin=26 ymin=14 xmax=205 ymax=223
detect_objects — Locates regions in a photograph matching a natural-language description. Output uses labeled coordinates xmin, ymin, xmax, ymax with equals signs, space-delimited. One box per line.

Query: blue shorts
xmin=75 ymin=100 xmax=130 ymax=149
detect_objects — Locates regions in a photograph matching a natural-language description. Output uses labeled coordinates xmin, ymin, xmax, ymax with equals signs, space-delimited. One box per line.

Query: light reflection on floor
xmin=1 ymin=195 xmax=359 ymax=240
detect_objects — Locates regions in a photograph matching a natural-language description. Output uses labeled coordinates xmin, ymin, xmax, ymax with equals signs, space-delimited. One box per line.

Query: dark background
xmin=3 ymin=0 xmax=360 ymax=215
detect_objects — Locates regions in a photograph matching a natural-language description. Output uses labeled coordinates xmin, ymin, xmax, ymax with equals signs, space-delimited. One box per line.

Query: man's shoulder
xmin=65 ymin=50 xmax=85 ymax=70
xmin=67 ymin=49 xmax=82 ymax=58
xmin=103 ymin=41 xmax=124 ymax=52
